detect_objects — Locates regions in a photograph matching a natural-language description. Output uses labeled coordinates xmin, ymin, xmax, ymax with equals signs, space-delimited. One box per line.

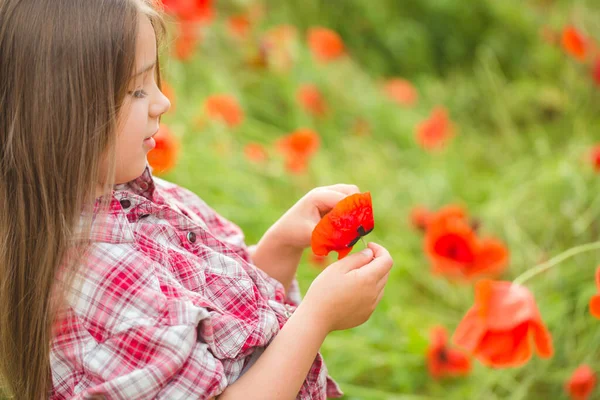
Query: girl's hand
xmin=262 ymin=184 xmax=361 ymax=251
xmin=250 ymin=184 xmax=360 ymax=291
xmin=300 ymin=242 xmax=394 ymax=333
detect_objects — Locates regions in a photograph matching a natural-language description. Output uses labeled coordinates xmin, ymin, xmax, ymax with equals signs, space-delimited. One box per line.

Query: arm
xmin=217 ymin=302 xmax=327 ymax=400
xmin=250 ymin=228 xmax=303 ymax=292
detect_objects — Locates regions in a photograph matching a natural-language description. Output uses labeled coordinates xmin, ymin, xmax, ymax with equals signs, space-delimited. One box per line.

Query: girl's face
xmin=99 ymin=15 xmax=170 ymax=193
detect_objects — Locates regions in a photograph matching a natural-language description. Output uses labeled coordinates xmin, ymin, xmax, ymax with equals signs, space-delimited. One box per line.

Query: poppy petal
xmin=452 ymin=308 xmax=486 ymax=352
xmin=530 ymin=320 xmax=554 ymax=358
xmin=311 ymin=192 xmax=374 ymax=260
xmin=589 ymin=295 xmax=600 ymax=319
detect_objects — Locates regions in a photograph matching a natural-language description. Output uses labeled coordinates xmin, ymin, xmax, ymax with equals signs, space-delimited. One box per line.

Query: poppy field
xmin=151 ymin=0 xmax=600 ymax=398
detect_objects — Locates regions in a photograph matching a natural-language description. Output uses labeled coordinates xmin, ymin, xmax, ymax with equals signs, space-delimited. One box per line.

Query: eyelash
xmin=129 ymin=89 xmax=148 ymax=99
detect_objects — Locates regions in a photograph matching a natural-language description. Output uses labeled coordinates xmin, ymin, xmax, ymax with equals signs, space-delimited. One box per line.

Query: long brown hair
xmin=0 ymin=0 xmax=166 ymax=398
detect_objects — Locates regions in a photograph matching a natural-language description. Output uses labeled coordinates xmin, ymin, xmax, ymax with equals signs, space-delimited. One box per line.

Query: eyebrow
xmin=132 ymin=62 xmax=156 ymax=78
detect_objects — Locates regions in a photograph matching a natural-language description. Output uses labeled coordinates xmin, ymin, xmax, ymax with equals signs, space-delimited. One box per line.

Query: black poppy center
xmin=347 ymin=225 xmax=373 ymax=247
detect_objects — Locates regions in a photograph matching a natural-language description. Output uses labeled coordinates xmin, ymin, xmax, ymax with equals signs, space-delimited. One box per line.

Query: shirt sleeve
xmin=54 ymin=243 xmax=228 ymax=400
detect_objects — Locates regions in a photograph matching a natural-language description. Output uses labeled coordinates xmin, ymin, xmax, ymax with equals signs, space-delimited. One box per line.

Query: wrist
xmin=292 ymin=301 xmax=331 ymax=339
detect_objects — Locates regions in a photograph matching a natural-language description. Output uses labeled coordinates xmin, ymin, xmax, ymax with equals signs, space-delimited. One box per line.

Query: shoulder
xmin=153 ymin=177 xmax=246 ymax=245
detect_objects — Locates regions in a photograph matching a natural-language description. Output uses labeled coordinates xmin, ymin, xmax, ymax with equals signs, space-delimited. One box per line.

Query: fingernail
xmin=361 ymin=249 xmax=373 ymax=258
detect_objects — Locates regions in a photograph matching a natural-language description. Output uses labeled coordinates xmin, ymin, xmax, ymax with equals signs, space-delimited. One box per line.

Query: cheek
xmin=116 ymin=105 xmax=147 ymax=147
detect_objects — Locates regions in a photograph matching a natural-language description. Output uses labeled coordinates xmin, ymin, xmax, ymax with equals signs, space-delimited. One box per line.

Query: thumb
xmin=333 ymin=248 xmax=374 ymax=272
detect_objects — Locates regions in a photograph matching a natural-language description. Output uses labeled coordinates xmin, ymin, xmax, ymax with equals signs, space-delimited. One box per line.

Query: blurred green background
xmin=158 ymin=0 xmax=600 ymax=398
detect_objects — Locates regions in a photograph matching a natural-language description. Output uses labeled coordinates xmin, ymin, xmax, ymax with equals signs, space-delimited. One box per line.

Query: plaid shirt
xmin=50 ymin=164 xmax=343 ymax=399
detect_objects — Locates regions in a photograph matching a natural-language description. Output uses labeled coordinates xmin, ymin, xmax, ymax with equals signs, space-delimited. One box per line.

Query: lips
xmin=144 ymin=129 xmax=159 ymax=140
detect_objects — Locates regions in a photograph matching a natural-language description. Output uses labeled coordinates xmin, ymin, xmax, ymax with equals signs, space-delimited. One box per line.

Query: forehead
xmin=135 ymin=15 xmax=157 ymax=66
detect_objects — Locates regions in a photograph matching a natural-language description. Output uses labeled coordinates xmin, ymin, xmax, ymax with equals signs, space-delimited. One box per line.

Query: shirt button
xmin=119 ymin=199 xmax=131 ymax=209
xmin=139 ymin=182 xmax=149 ymax=191
xmin=186 ymin=231 xmax=197 ymax=243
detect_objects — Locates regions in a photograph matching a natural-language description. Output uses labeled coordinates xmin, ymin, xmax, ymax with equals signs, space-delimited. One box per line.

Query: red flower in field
xmin=416 ymin=107 xmax=455 ymax=150
xmin=590 ymin=145 xmax=600 ymax=172
xmin=162 ymin=0 xmax=214 ymax=23
xmin=589 ymin=266 xmax=600 ymax=319
xmin=566 ymin=365 xmax=596 ymax=400
xmin=383 ymin=78 xmax=418 ymax=107
xmin=204 ymin=94 xmax=244 ymax=128
xmin=244 ymin=143 xmax=268 ymax=164
xmin=276 ymin=128 xmax=320 ymax=174
xmin=228 ymin=14 xmax=251 ymax=39
xmin=173 ymin=21 xmax=201 ymax=61
xmin=297 ymin=84 xmax=328 ymax=117
xmin=427 ymin=326 xmax=471 ymax=379
xmin=425 ymin=210 xmax=508 ymax=280
xmin=311 ymin=192 xmax=374 ymax=260
xmin=410 ymin=206 xmax=432 ymax=231
xmin=147 ymin=125 xmax=180 ymax=174
xmin=453 ymin=280 xmax=553 ymax=368
xmin=308 ymin=27 xmax=345 ymax=63
xmin=593 ymin=59 xmax=600 ymax=86
xmin=562 ymin=26 xmax=587 ymax=61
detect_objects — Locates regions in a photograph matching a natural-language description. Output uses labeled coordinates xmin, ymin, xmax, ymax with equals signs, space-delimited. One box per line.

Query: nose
xmin=149 ymin=87 xmax=171 ymax=118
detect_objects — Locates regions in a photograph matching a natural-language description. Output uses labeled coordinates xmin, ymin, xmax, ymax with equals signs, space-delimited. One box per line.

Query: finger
xmin=374 ymin=288 xmax=385 ymax=306
xmin=357 ymin=249 xmax=393 ymax=281
xmin=332 ymin=247 xmax=374 ymax=272
xmin=376 ymin=272 xmax=390 ymax=292
xmin=367 ymin=242 xmax=389 ymax=259
xmin=322 ymin=184 xmax=360 ymax=196
xmin=311 ymin=189 xmax=348 ymax=216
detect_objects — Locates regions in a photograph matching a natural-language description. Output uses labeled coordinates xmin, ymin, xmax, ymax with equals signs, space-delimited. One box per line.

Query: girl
xmin=0 ymin=0 xmax=394 ymax=399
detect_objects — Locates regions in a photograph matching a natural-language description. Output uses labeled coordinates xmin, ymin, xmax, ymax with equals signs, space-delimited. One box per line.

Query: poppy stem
xmin=360 ymin=236 xmax=368 ymax=250
xmin=513 ymin=240 xmax=600 ymax=286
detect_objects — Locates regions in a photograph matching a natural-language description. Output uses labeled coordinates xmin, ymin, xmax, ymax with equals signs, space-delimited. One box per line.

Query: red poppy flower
xmin=566 ymin=365 xmax=597 ymax=400
xmin=410 ymin=206 xmax=432 ymax=231
xmin=162 ymin=0 xmax=214 ymax=23
xmin=589 ymin=266 xmax=600 ymax=319
xmin=383 ymin=78 xmax=418 ymax=107
xmin=590 ymin=145 xmax=600 ymax=172
xmin=425 ymin=207 xmax=508 ymax=280
xmin=228 ymin=14 xmax=251 ymax=40
xmin=453 ymin=280 xmax=554 ymax=368
xmin=562 ymin=26 xmax=587 ymax=61
xmin=173 ymin=21 xmax=201 ymax=61
xmin=307 ymin=27 xmax=345 ymax=63
xmin=427 ymin=326 xmax=471 ymax=379
xmin=311 ymin=192 xmax=374 ymax=260
xmin=276 ymin=128 xmax=320 ymax=174
xmin=593 ymin=59 xmax=600 ymax=86
xmin=297 ymin=84 xmax=328 ymax=117
xmin=416 ymin=107 xmax=455 ymax=150
xmin=147 ymin=125 xmax=180 ymax=174
xmin=244 ymin=143 xmax=268 ymax=164
xmin=204 ymin=94 xmax=244 ymax=128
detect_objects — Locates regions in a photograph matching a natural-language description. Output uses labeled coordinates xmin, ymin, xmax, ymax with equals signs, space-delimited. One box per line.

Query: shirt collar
xmin=113 ymin=163 xmax=156 ymax=201
xmin=74 ymin=163 xmax=157 ymax=244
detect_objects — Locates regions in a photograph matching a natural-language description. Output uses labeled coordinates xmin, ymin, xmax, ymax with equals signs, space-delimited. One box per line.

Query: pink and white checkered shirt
xmin=49 ymin=164 xmax=343 ymax=399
